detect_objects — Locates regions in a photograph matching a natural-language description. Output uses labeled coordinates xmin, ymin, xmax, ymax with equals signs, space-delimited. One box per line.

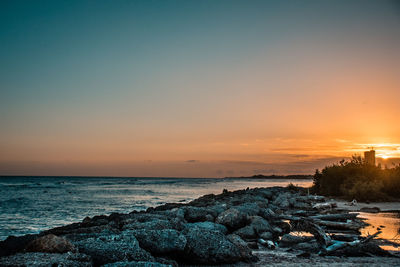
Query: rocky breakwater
xmin=0 ymin=186 xmax=397 ymax=266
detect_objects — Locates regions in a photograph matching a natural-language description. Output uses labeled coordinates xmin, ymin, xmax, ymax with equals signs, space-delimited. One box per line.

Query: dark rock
xmin=206 ymin=204 xmax=228 ymax=218
xmin=292 ymin=241 xmax=320 ymax=253
xmin=331 ymin=242 xmax=394 ymax=257
xmin=162 ymin=208 xmax=185 ymax=220
xmin=360 ymin=207 xmax=381 ymax=213
xmin=258 ymin=188 xmax=274 ymax=200
xmin=25 ymin=234 xmax=75 ymax=253
xmin=185 ymin=221 xmax=228 ymax=234
xmin=154 ymin=257 xmax=178 ymax=267
xmin=132 ymin=229 xmax=186 ymax=255
xmin=46 ymin=224 xmax=117 ymax=237
xmin=73 ymin=232 xmax=153 ymax=266
xmin=247 ymin=241 xmax=259 ymax=249
xmin=259 ymin=231 xmax=273 ymax=240
xmin=279 ymin=234 xmax=314 ymax=247
xmin=184 ymin=206 xmax=211 ymax=222
xmin=122 ymin=219 xmax=175 ymax=231
xmin=215 ymin=208 xmax=248 ymax=231
xmin=63 ymin=229 xmax=121 ymax=243
xmin=268 ymin=204 xmax=280 ymax=213
xmin=233 ymin=203 xmax=261 ymax=217
xmin=152 ymin=203 xmax=185 ymax=212
xmin=250 ymin=216 xmax=272 ymax=234
xmin=273 ymin=193 xmax=290 ymax=209
xmin=258 ymin=238 xmax=276 ymax=249
xmin=234 ymin=225 xmax=257 ymax=240
xmin=0 ymin=252 xmax=91 ymax=267
xmin=259 ymin=208 xmax=275 ymax=220
xmin=102 ymin=261 xmax=172 ymax=267
xmin=273 ymin=220 xmax=291 ymax=234
xmin=271 ymin=226 xmax=283 ymax=235
xmin=293 ymin=201 xmax=310 ymax=209
xmin=182 ymin=228 xmax=244 ymax=264
xmin=296 ymin=252 xmax=311 ymax=258
xmin=226 ymin=234 xmax=256 ymax=261
xmin=0 ymin=234 xmax=38 ymax=257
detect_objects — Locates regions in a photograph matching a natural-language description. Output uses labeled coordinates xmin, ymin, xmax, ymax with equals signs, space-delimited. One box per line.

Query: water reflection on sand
xmin=358 ymin=212 xmax=400 ymax=252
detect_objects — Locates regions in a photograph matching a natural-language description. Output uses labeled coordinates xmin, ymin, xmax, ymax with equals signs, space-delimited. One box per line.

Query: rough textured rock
xmin=132 ymin=229 xmax=186 ymax=255
xmin=234 ymin=225 xmax=257 ymax=240
xmin=293 ymin=201 xmax=310 ymax=209
xmin=0 ymin=252 xmax=91 ymax=267
xmin=206 ymin=204 xmax=228 ymax=218
xmin=226 ymin=234 xmax=256 ymax=261
xmin=25 ymin=234 xmax=75 ymax=253
xmin=184 ymin=206 xmax=212 ymax=222
xmin=0 ymin=234 xmax=38 ymax=257
xmin=182 ymin=228 xmax=244 ymax=264
xmin=279 ymin=234 xmax=315 ymax=247
xmin=257 ymin=189 xmax=274 ymax=200
xmin=259 ymin=231 xmax=273 ymax=240
xmin=259 ymin=208 xmax=275 ymax=221
xmin=215 ymin=208 xmax=248 ymax=231
xmin=250 ymin=216 xmax=272 ymax=234
xmin=103 ymin=261 xmax=172 ymax=267
xmin=233 ymin=203 xmax=261 ymax=217
xmin=73 ymin=232 xmax=153 ymax=266
xmin=292 ymin=240 xmax=320 ymax=252
xmin=158 ymin=208 xmax=185 ymax=220
xmin=122 ymin=219 xmax=176 ymax=231
xmin=273 ymin=193 xmax=290 ymax=209
xmin=185 ymin=221 xmax=228 ymax=234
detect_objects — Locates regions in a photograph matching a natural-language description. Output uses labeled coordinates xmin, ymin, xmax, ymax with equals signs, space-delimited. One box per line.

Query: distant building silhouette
xmin=364 ymin=150 xmax=375 ymax=166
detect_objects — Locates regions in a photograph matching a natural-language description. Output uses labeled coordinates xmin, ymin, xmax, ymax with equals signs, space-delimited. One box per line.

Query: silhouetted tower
xmin=364 ymin=149 xmax=375 ymax=166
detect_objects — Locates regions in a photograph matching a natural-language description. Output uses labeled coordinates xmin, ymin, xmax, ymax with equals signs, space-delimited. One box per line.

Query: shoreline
xmin=336 ymin=200 xmax=400 ymax=213
xmin=1 ymin=186 xmax=399 ymax=266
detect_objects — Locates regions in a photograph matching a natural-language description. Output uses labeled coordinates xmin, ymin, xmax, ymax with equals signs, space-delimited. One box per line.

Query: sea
xmin=0 ymin=176 xmax=312 ymax=241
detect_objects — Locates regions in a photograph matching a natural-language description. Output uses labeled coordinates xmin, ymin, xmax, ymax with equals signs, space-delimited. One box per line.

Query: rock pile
xmin=0 ymin=186 xmax=394 ymax=266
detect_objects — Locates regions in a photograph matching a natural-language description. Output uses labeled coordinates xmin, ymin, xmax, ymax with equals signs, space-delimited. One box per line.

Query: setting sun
xmin=380 ymin=154 xmax=389 ymax=160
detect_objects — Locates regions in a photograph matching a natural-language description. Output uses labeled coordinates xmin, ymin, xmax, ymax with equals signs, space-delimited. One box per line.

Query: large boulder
xmin=132 ymin=229 xmax=186 ymax=255
xmin=184 ymin=206 xmax=212 ymax=222
xmin=0 ymin=234 xmax=38 ymax=257
xmin=292 ymin=241 xmax=320 ymax=253
xmin=272 ymin=193 xmax=290 ymax=209
xmin=182 ymin=228 xmax=243 ymax=264
xmin=206 ymin=204 xmax=228 ymax=218
xmin=259 ymin=208 xmax=275 ymax=221
xmin=250 ymin=216 xmax=272 ymax=234
xmin=233 ymin=226 xmax=257 ymax=240
xmin=226 ymin=234 xmax=256 ymax=261
xmin=279 ymin=234 xmax=314 ymax=247
xmin=215 ymin=208 xmax=248 ymax=231
xmin=258 ymin=188 xmax=274 ymax=200
xmin=293 ymin=201 xmax=310 ymax=209
xmin=73 ymin=232 xmax=153 ymax=266
xmin=0 ymin=252 xmax=91 ymax=267
xmin=232 ymin=203 xmax=261 ymax=217
xmin=259 ymin=231 xmax=273 ymax=240
xmin=25 ymin=234 xmax=75 ymax=253
xmin=185 ymin=222 xmax=228 ymax=234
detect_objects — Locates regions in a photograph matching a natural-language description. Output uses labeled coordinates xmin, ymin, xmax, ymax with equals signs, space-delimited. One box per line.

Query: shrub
xmin=311 ymin=156 xmax=400 ymax=201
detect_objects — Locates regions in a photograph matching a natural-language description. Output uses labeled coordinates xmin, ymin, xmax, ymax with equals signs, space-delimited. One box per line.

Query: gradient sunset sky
xmin=1 ymin=0 xmax=400 ymax=177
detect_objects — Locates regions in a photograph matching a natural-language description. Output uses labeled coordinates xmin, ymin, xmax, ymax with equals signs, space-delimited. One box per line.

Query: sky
xmin=1 ymin=0 xmax=400 ymax=177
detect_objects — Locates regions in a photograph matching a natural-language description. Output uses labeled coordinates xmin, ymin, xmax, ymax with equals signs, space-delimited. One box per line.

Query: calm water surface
xmin=359 ymin=212 xmax=400 ymax=252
